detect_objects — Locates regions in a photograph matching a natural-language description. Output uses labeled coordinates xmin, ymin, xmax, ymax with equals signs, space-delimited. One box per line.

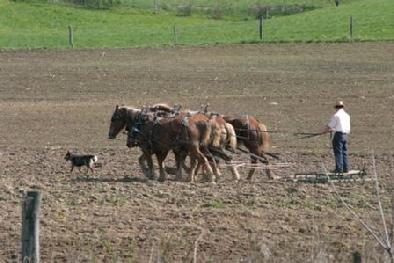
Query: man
xmin=321 ymin=100 xmax=350 ymax=173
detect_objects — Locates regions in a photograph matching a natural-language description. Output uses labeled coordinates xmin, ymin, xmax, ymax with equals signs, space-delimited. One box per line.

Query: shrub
xmin=176 ymin=4 xmax=192 ymax=16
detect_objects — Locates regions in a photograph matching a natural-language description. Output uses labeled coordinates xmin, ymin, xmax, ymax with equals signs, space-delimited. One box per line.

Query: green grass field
xmin=0 ymin=0 xmax=392 ymax=49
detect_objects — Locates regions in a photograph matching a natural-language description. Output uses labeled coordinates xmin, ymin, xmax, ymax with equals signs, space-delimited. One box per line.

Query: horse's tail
xmin=225 ymin=123 xmax=237 ymax=152
xmin=210 ymin=121 xmax=222 ymax=148
xmin=257 ymin=123 xmax=270 ymax=153
xmin=201 ymin=123 xmax=212 ymax=147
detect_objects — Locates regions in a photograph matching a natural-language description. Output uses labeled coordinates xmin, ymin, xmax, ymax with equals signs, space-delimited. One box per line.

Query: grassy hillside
xmin=263 ymin=0 xmax=394 ymax=42
xmin=0 ymin=0 xmax=392 ymax=49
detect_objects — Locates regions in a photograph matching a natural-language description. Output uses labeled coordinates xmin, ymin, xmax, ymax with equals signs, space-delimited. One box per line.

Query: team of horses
xmin=108 ymin=103 xmax=277 ymax=183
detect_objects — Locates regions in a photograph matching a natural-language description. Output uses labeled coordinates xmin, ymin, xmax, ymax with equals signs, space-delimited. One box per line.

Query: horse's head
xmin=108 ymin=105 xmax=130 ymax=139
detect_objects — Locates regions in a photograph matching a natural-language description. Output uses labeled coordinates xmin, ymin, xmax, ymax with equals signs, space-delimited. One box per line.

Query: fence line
xmin=2 ymin=12 xmax=391 ymax=49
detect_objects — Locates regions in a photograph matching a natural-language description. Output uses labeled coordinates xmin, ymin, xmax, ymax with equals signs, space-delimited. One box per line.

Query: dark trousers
xmin=332 ymin=132 xmax=349 ymax=172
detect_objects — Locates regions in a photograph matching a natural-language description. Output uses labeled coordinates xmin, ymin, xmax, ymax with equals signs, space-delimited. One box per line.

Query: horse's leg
xmin=189 ymin=154 xmax=198 ymax=183
xmin=247 ymin=152 xmax=272 ymax=180
xmin=201 ymin=146 xmax=220 ymax=182
xmin=209 ymin=155 xmax=220 ymax=180
xmin=145 ymin=152 xmax=155 ymax=180
xmin=138 ymin=153 xmax=149 ymax=177
xmin=259 ymin=153 xmax=272 ymax=179
xmin=157 ymin=151 xmax=169 ymax=182
xmin=181 ymin=155 xmax=191 ymax=174
xmin=174 ymin=151 xmax=185 ymax=182
xmin=195 ymin=148 xmax=214 ymax=183
xmin=227 ymin=160 xmax=241 ymax=181
xmin=247 ymin=156 xmax=257 ymax=181
xmin=140 ymin=150 xmax=154 ymax=179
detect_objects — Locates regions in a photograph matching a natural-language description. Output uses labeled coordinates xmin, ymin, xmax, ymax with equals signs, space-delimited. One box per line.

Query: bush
xmin=248 ymin=4 xmax=269 ymax=19
xmin=210 ymin=6 xmax=223 ymax=20
xmin=50 ymin=0 xmax=120 ymax=9
xmin=176 ymin=4 xmax=192 ymax=16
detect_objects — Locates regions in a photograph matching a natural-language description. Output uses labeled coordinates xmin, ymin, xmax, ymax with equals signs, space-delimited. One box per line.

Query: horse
xmin=199 ymin=112 xmax=240 ymax=180
xmin=127 ymin=112 xmax=218 ymax=183
xmin=108 ymin=104 xmax=181 ymax=176
xmin=108 ymin=104 xmax=179 ymax=139
xmin=223 ymin=115 xmax=276 ymax=180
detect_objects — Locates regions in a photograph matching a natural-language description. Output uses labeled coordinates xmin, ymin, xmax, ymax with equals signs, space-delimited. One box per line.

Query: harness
xmin=129 ymin=111 xmax=147 ymax=147
xmin=181 ymin=116 xmax=190 ymax=127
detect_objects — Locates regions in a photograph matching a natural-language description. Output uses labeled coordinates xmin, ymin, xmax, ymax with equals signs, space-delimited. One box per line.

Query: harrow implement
xmin=287 ymin=169 xmax=368 ymax=183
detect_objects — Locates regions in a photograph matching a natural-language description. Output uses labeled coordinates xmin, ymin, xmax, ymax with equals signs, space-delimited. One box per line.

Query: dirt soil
xmin=1 ymin=43 xmax=394 ymax=262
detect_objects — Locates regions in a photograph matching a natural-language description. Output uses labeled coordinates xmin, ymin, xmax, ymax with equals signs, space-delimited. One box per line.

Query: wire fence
xmin=53 ymin=12 xmax=392 ymax=50
xmin=3 ymin=2 xmax=393 ymax=49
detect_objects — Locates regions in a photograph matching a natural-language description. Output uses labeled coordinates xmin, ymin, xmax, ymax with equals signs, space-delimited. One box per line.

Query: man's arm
xmin=321 ymin=125 xmax=334 ymax=134
xmin=321 ymin=115 xmax=337 ymax=134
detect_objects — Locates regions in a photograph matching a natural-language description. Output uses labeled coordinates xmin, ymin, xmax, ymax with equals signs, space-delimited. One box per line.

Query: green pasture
xmin=0 ymin=0 xmax=392 ymax=49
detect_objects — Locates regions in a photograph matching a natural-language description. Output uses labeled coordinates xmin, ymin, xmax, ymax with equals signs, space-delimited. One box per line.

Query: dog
xmin=64 ymin=151 xmax=98 ymax=174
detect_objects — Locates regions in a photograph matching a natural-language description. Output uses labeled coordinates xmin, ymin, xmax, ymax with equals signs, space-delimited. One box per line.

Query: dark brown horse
xmin=223 ymin=115 xmax=275 ymax=179
xmin=127 ymin=112 xmax=218 ymax=183
xmin=108 ymin=104 xmax=179 ymax=139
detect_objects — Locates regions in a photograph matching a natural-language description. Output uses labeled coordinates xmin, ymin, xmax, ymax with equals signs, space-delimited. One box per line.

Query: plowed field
xmin=1 ymin=43 xmax=394 ymax=262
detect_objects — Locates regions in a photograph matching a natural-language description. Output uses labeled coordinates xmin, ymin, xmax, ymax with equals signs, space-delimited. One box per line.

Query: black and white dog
xmin=64 ymin=151 xmax=98 ymax=173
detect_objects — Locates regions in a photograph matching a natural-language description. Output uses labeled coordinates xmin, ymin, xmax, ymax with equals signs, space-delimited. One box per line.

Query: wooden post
xmin=352 ymin=251 xmax=361 ymax=263
xmin=153 ymin=0 xmax=159 ymax=14
xmin=259 ymin=16 xmax=264 ymax=40
xmin=22 ymin=191 xmax=42 ymax=263
xmin=68 ymin=25 xmax=74 ymax=48
xmin=173 ymin=25 xmax=177 ymax=44
xmin=349 ymin=16 xmax=353 ymax=39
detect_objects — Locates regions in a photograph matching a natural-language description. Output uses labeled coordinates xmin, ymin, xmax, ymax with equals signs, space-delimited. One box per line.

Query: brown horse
xmin=199 ymin=113 xmax=240 ymax=180
xmin=223 ymin=115 xmax=275 ymax=180
xmin=127 ymin=112 xmax=218 ymax=183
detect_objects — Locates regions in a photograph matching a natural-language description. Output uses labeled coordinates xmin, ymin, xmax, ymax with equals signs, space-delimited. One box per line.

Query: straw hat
xmin=335 ymin=100 xmax=344 ymax=108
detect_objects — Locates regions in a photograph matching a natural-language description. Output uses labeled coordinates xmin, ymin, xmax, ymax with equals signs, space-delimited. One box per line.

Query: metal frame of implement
xmin=288 ymin=169 xmax=368 ymax=183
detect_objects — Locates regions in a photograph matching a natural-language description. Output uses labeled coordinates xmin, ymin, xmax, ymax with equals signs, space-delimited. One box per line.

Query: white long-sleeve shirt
xmin=328 ymin=109 xmax=350 ymax=134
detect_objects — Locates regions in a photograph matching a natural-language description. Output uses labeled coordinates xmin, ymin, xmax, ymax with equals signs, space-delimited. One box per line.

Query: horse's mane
xmin=150 ymin=103 xmax=172 ymax=112
xmin=118 ymin=105 xmax=139 ymax=111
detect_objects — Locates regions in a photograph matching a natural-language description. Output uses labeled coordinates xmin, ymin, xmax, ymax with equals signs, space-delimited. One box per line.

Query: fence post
xmin=68 ymin=25 xmax=74 ymax=48
xmin=259 ymin=16 xmax=264 ymax=40
xmin=352 ymin=251 xmax=361 ymax=263
xmin=153 ymin=0 xmax=159 ymax=13
xmin=349 ymin=16 xmax=353 ymax=40
xmin=22 ymin=191 xmax=42 ymax=263
xmin=173 ymin=25 xmax=177 ymax=44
